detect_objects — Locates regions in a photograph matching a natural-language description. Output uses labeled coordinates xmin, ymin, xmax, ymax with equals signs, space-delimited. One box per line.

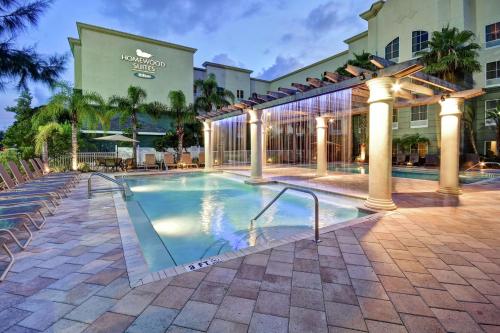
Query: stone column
xmin=316 ymin=116 xmax=328 ymax=176
xmin=203 ymin=120 xmax=213 ymax=171
xmin=438 ymin=97 xmax=463 ymax=195
xmin=365 ymin=77 xmax=397 ymax=211
xmin=248 ymin=109 xmax=263 ymax=180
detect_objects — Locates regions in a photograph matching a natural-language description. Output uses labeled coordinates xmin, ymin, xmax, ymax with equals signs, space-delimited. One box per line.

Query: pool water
xmin=124 ymin=172 xmax=368 ymax=272
xmin=327 ymin=164 xmax=497 ymax=184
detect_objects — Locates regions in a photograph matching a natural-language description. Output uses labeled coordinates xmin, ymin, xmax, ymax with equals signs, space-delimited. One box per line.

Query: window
xmin=485 ymin=141 xmax=498 ymax=156
xmin=412 ymin=31 xmax=428 ymax=54
xmin=410 ymin=105 xmax=428 ymax=128
xmin=485 ymin=99 xmax=499 ymax=126
xmin=486 ymin=61 xmax=500 ymax=80
xmin=411 ymin=142 xmax=428 ymax=158
xmin=385 ymin=37 xmax=399 ymax=61
xmin=193 ymin=85 xmax=197 ymax=94
xmin=486 ymin=22 xmax=500 ymax=47
xmin=236 ymin=89 xmax=244 ymax=99
xmin=392 ymin=109 xmax=398 ymax=129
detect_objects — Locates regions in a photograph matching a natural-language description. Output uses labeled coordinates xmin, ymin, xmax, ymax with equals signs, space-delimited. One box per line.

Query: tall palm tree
xmin=0 ymin=0 xmax=66 ymax=90
xmin=462 ymin=104 xmax=479 ymax=155
xmin=166 ymin=90 xmax=197 ymax=160
xmin=109 ymin=86 xmax=165 ymax=165
xmin=486 ymin=105 xmax=500 ymax=156
xmin=41 ymin=83 xmax=106 ymax=170
xmin=194 ymin=73 xmax=235 ymax=114
xmin=417 ymin=25 xmax=481 ymax=84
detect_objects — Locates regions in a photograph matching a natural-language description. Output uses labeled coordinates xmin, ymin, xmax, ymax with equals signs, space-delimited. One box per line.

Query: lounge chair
xmin=29 ymin=159 xmax=78 ymax=183
xmin=179 ymin=153 xmax=198 ymax=168
xmin=7 ymin=161 xmax=71 ymax=195
xmin=0 ymin=217 xmax=34 ymax=281
xmin=198 ymin=152 xmax=205 ymax=167
xmin=0 ymin=164 xmax=63 ymax=200
xmin=21 ymin=160 xmax=77 ymax=187
xmin=144 ymin=154 xmax=159 ymax=170
xmin=163 ymin=153 xmax=177 ymax=170
xmin=0 ymin=204 xmax=47 ymax=230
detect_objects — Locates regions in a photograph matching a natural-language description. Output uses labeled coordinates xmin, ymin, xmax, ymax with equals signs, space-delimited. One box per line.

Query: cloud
xmin=211 ymin=53 xmax=247 ymax=68
xmin=100 ymin=0 xmax=263 ymax=36
xmin=257 ymin=56 xmax=303 ymax=80
xmin=304 ymin=1 xmax=363 ymax=36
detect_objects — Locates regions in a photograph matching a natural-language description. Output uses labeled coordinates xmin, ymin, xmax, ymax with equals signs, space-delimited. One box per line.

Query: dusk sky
xmin=0 ymin=0 xmax=373 ymax=129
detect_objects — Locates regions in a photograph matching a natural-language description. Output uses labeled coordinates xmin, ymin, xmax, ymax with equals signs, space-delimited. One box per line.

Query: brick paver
xmin=0 ymin=173 xmax=500 ymax=332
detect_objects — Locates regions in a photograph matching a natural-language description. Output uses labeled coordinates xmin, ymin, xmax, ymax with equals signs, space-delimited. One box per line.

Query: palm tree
xmin=335 ymin=52 xmax=378 ymax=78
xmin=486 ymin=105 xmax=500 ymax=156
xmin=194 ymin=73 xmax=235 ymax=114
xmin=109 ymin=86 xmax=165 ymax=165
xmin=34 ymin=121 xmax=65 ymax=172
xmin=41 ymin=83 xmax=106 ymax=170
xmin=417 ymin=25 xmax=481 ymax=84
xmin=0 ymin=0 xmax=66 ymax=90
xmin=166 ymin=90 xmax=197 ymax=160
xmin=399 ymin=134 xmax=430 ymax=155
xmin=462 ymin=104 xmax=479 ymax=155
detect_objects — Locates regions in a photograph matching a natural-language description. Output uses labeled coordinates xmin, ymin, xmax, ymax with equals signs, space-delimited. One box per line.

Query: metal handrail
xmin=88 ymin=172 xmax=125 ymax=198
xmin=251 ymin=186 xmax=321 ymax=243
xmin=466 ymin=161 xmax=500 ymax=172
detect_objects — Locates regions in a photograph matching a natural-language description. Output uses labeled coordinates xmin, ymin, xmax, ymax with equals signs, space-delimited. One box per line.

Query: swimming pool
xmin=327 ymin=163 xmax=498 ymax=184
xmin=124 ymin=172 xmax=368 ymax=272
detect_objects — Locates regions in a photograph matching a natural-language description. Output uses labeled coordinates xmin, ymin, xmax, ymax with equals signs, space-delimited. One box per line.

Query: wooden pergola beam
xmin=449 ymin=88 xmax=485 ymax=99
xmin=306 ymin=77 xmax=327 ymax=88
xmin=278 ymin=87 xmax=298 ymax=95
xmin=267 ymin=90 xmax=289 ymax=98
xmin=323 ymin=71 xmax=348 ymax=83
xmin=346 ymin=64 xmax=373 ymax=77
xmin=291 ymin=83 xmax=311 ymax=92
xmin=399 ymin=79 xmax=434 ymax=96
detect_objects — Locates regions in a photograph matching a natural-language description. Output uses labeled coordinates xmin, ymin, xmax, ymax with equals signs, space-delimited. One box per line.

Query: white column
xmin=203 ymin=120 xmax=213 ymax=171
xmin=248 ymin=109 xmax=263 ymax=180
xmin=316 ymin=117 xmax=328 ymax=176
xmin=438 ymin=97 xmax=463 ymax=195
xmin=365 ymin=77 xmax=397 ymax=211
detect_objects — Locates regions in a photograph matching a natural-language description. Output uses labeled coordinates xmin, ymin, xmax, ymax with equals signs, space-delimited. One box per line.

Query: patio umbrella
xmin=94 ymin=134 xmax=139 ymax=158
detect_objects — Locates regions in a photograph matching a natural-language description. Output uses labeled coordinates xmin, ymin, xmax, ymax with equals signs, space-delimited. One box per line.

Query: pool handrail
xmin=251 ymin=186 xmax=321 ymax=243
xmin=88 ymin=172 xmax=126 ymax=199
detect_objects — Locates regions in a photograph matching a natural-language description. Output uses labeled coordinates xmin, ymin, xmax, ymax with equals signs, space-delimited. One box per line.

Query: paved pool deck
xmin=1 ymin=168 xmax=500 ymax=333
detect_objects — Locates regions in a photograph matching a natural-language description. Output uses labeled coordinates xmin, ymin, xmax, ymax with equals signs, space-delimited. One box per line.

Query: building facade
xmin=70 ymin=0 xmax=500 ymax=156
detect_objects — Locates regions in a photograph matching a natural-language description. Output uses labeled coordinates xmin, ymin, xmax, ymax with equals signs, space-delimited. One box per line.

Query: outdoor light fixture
xmin=392 ymin=81 xmax=402 ymax=92
xmin=329 ymin=118 xmax=334 ymax=123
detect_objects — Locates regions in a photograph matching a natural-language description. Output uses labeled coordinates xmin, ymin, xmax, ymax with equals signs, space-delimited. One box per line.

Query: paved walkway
xmin=1 ymin=172 xmax=500 ymax=332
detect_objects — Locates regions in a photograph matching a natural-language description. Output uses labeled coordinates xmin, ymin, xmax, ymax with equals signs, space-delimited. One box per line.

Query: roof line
xmin=202 ymin=61 xmax=253 ymax=74
xmin=75 ymin=22 xmax=198 ymax=53
xmin=269 ymin=50 xmax=349 ymax=83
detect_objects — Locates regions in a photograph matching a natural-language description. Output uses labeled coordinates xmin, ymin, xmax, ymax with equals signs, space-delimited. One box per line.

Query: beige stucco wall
xmin=77 ymin=26 xmax=195 ymax=105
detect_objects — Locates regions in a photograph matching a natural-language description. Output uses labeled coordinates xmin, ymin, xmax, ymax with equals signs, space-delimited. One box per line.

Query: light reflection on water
xmin=126 ymin=173 xmax=367 ymax=272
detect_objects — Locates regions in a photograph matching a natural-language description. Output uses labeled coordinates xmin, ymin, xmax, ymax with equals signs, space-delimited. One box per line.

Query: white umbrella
xmin=94 ymin=134 xmax=139 ymax=158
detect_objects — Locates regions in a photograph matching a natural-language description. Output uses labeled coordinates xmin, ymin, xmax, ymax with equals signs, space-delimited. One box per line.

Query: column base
xmin=245 ymin=178 xmax=275 ymax=185
xmin=316 ymin=171 xmax=328 ymax=177
xmin=437 ymin=186 xmax=462 ymax=195
xmin=364 ymin=197 xmax=397 ymax=211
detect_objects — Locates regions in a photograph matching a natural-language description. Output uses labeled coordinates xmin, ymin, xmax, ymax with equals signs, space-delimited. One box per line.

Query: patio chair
xmin=34 ymin=157 xmax=79 ymax=177
xmin=424 ymin=154 xmax=439 ymax=167
xmin=409 ymin=153 xmax=420 ymax=165
xmin=0 ymin=205 xmax=47 ymax=230
xmin=163 ymin=153 xmax=177 ymax=170
xmin=179 ymin=153 xmax=198 ymax=168
xmin=198 ymin=152 xmax=205 ymax=167
xmin=144 ymin=154 xmax=159 ymax=170
xmin=123 ymin=158 xmax=135 ymax=172
xmin=0 ymin=217 xmax=34 ymax=281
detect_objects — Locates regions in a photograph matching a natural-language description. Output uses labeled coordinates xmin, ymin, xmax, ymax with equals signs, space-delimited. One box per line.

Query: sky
xmin=0 ymin=0 xmax=373 ymax=130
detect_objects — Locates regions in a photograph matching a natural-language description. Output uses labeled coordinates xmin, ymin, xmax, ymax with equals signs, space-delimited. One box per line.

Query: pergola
xmin=197 ymin=56 xmax=484 ymax=210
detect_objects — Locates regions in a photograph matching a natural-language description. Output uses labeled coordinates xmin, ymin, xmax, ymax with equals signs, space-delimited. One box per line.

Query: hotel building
xmin=69 ymin=0 xmax=500 ymax=156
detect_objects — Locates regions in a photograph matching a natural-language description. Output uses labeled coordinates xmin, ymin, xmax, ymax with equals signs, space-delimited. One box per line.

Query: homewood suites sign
xmin=120 ymin=49 xmax=166 ymax=79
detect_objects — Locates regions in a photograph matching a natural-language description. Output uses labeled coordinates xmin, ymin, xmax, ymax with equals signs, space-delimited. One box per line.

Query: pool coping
xmin=112 ymin=170 xmax=387 ymax=287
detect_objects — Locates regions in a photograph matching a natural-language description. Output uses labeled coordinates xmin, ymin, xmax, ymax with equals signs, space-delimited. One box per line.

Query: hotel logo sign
xmin=120 ymin=49 xmax=166 ymax=79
